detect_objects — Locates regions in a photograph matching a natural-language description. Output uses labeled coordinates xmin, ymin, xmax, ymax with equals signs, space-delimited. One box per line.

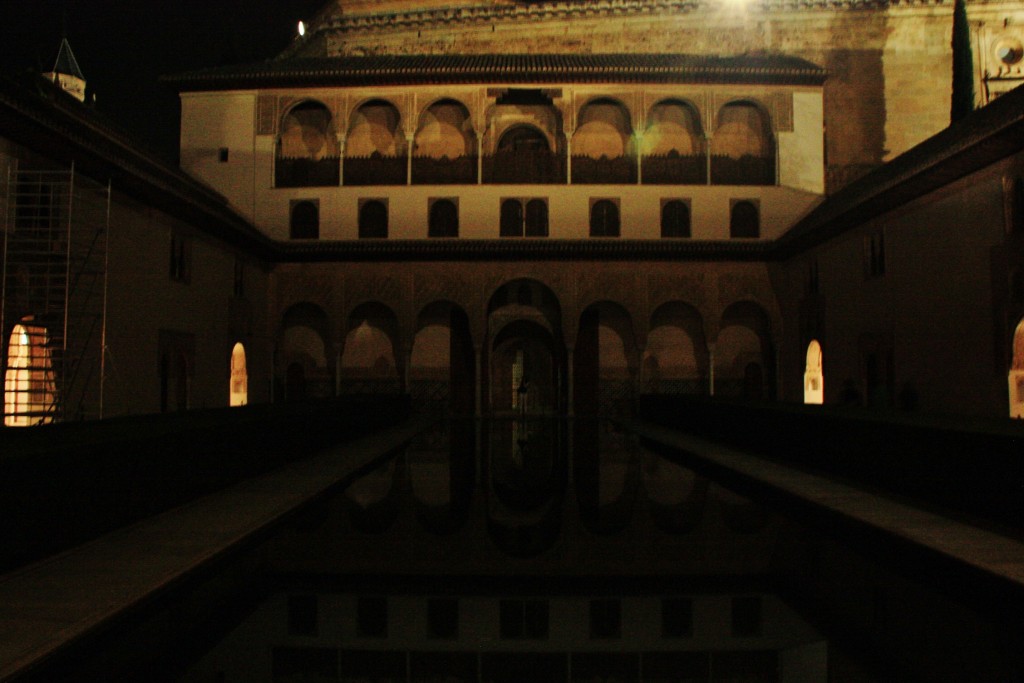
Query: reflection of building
xmin=4 ymin=4 xmax=1024 ymax=681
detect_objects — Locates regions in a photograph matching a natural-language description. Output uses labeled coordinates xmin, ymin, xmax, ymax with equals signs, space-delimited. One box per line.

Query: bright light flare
xmin=298 ymin=21 xmax=306 ymax=36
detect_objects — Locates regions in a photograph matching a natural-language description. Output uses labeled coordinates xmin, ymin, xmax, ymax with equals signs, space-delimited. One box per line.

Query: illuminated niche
xmin=804 ymin=340 xmax=824 ymax=405
xmin=230 ymin=342 xmax=248 ymax=406
xmin=4 ymin=319 xmax=57 ymax=426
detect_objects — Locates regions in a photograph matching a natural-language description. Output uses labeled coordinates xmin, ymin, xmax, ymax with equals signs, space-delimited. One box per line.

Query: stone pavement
xmin=0 ymin=415 xmax=432 ymax=681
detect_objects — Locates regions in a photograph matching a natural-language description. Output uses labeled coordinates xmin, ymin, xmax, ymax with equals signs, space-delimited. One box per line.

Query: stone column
xmin=634 ymin=130 xmax=643 ymax=185
xmin=406 ymin=132 xmax=415 ymax=185
xmin=705 ymin=134 xmax=713 ymax=185
xmin=477 ymin=134 xmax=484 ymax=185
xmin=337 ymin=135 xmax=346 ymax=187
xmin=565 ymin=131 xmax=573 ymax=185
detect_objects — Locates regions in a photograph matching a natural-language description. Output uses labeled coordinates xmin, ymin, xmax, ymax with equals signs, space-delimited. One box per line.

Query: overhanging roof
xmin=164 ymin=53 xmax=828 ymax=91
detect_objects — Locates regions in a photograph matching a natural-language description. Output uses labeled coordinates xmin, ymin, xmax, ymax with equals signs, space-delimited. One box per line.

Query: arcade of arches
xmin=273 ymin=273 xmax=777 ymax=414
xmin=273 ymin=94 xmax=778 ymax=188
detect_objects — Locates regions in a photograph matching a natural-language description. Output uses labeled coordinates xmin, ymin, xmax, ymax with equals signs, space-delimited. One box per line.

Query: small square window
xmin=218 ymin=147 xmax=229 ymax=163
xmin=661 ymin=598 xmax=693 ymax=638
xmin=288 ymin=595 xmax=318 ymax=636
xmin=427 ymin=598 xmax=459 ymax=640
xmin=589 ymin=599 xmax=621 ymax=639
xmin=357 ymin=596 xmax=388 ymax=638
xmin=731 ymin=596 xmax=762 ymax=637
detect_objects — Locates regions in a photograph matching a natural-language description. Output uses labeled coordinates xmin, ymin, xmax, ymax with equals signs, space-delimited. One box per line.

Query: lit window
xmin=230 ymin=342 xmax=248 ymax=406
xmin=804 ymin=340 xmax=823 ymax=404
xmin=4 ymin=320 xmax=57 ymax=426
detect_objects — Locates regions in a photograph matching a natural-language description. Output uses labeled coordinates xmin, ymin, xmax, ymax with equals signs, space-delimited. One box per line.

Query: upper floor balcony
xmin=268 ymin=93 xmax=781 ymax=189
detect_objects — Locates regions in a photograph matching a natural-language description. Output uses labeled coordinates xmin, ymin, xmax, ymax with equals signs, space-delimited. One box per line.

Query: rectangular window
xmin=864 ymin=232 xmax=885 ymax=278
xmin=427 ymin=598 xmax=459 ymax=639
xmin=218 ymin=147 xmax=229 ymax=163
xmin=288 ymin=595 xmax=318 ymax=636
xmin=589 ymin=598 xmax=621 ymax=639
xmin=356 ymin=596 xmax=388 ymax=638
xmin=661 ymin=597 xmax=693 ymax=638
xmin=169 ymin=234 xmax=190 ymax=283
xmin=500 ymin=599 xmax=549 ymax=640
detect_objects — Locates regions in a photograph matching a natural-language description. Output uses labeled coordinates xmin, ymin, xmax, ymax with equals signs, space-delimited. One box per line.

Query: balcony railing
xmin=412 ymin=156 xmax=477 ymax=185
xmin=483 ymin=150 xmax=566 ymax=184
xmin=642 ymin=153 xmax=706 ymax=185
xmin=710 ymin=154 xmax=775 ymax=186
xmin=273 ymin=153 xmax=777 ymax=187
xmin=274 ymin=157 xmax=340 ymax=188
xmin=571 ymin=155 xmax=637 ymax=185
xmin=344 ymin=154 xmax=407 ymax=186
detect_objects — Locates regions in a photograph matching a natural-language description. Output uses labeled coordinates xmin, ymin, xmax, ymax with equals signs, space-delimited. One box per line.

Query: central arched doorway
xmin=490 ymin=319 xmax=558 ymax=415
xmin=486 ymin=279 xmax=565 ymax=416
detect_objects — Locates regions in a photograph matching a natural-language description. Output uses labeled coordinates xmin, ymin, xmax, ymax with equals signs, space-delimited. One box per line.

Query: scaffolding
xmin=1 ymin=163 xmax=109 ymax=424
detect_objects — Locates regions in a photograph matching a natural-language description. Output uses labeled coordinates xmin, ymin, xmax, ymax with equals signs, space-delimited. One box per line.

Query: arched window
xmin=497 ymin=125 xmax=550 ymax=153
xmin=290 ymin=201 xmax=319 ymax=239
xmin=804 ymin=340 xmax=823 ymax=404
xmin=661 ymin=200 xmax=691 ymax=238
xmin=276 ymin=101 xmax=340 ymax=187
xmin=730 ymin=201 xmax=759 ymax=238
xmin=4 ymin=320 xmax=56 ymax=426
xmin=500 ymin=199 xmax=524 ymax=237
xmin=429 ymin=199 xmax=459 ymax=238
xmin=590 ymin=199 xmax=620 ymax=237
xmin=230 ymin=342 xmax=248 ymax=406
xmin=1009 ymin=318 xmax=1024 ymax=417
xmin=525 ymin=199 xmax=549 ymax=237
xmin=359 ymin=200 xmax=388 ymax=239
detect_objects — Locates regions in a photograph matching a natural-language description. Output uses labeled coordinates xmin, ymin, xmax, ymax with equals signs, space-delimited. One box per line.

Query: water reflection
xmin=334 ymin=418 xmax=775 ymax=557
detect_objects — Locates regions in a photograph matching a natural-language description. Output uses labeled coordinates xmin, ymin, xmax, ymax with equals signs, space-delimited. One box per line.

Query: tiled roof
xmin=164 ymin=53 xmax=827 ymax=90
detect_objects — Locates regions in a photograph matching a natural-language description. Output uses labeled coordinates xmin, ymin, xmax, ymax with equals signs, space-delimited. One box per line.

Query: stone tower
xmin=43 ymin=38 xmax=86 ymax=103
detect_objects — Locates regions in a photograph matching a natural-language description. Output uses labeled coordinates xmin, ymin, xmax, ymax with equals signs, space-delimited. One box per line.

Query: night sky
xmin=0 ymin=0 xmax=329 ymax=161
